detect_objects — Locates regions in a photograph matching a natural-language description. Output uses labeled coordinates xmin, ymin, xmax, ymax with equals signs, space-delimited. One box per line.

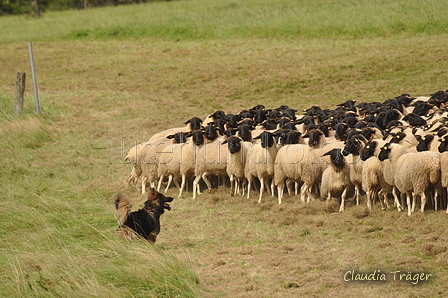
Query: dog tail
xmin=115 ymin=193 xmax=132 ymax=226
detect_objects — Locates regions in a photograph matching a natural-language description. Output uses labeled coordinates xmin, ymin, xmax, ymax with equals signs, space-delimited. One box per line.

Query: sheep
xmin=124 ymin=131 xmax=189 ymax=192
xmin=342 ymin=135 xmax=367 ymax=205
xmin=149 ymin=118 xmax=202 ymax=142
xmin=416 ymin=134 xmax=440 ymax=152
xmin=125 ymin=141 xmax=148 ymax=188
xmin=221 ymin=136 xmax=251 ymax=196
xmin=245 ymin=131 xmax=278 ymax=203
xmin=378 ymin=143 xmax=441 ymax=216
xmin=274 ymin=143 xmax=309 ymax=204
xmin=156 ymin=132 xmax=204 ymax=197
xmin=225 ymin=114 xmax=241 ymax=128
xmin=139 ymin=137 xmax=173 ymax=193
xmin=384 ymin=129 xmax=418 ymax=149
xmin=438 ymin=136 xmax=448 ymax=212
xmin=402 ymin=113 xmax=427 ymax=127
xmin=359 ymin=139 xmax=395 ymax=211
xmin=237 ymin=124 xmax=253 ymax=142
xmin=320 ymin=148 xmax=353 ymax=212
xmin=192 ymin=138 xmax=229 ymax=200
xmin=300 ymin=129 xmax=344 ymax=203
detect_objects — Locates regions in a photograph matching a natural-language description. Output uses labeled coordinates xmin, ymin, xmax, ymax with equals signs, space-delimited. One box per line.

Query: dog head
xmin=145 ymin=188 xmax=174 ymax=213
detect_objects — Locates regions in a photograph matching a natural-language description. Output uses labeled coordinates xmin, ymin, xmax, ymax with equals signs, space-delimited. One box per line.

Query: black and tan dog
xmin=115 ymin=188 xmax=174 ymax=243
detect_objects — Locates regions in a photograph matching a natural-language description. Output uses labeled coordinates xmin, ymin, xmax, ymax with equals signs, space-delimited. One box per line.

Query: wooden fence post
xmin=15 ymin=72 xmax=26 ymax=115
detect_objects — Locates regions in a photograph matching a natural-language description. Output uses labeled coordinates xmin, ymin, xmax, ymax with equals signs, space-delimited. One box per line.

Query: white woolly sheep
xmin=320 ymin=148 xmax=353 ymax=212
xmin=192 ymin=138 xmax=229 ymax=199
xmin=245 ymin=131 xmax=278 ymax=203
xmin=273 ymin=144 xmax=309 ymax=204
xmin=359 ymin=139 xmax=392 ymax=211
xmin=157 ymin=138 xmax=204 ymax=197
xmin=378 ymin=143 xmax=441 ymax=216
xmin=300 ymin=129 xmax=344 ymax=203
xmin=221 ymin=136 xmax=251 ymax=196
xmin=342 ymin=135 xmax=368 ymax=206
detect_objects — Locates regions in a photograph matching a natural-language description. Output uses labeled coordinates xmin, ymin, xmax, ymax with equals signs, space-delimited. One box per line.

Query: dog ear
xmin=147 ymin=188 xmax=158 ymax=200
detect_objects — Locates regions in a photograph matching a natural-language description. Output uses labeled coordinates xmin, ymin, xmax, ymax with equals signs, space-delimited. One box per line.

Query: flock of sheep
xmin=125 ymin=90 xmax=448 ymax=216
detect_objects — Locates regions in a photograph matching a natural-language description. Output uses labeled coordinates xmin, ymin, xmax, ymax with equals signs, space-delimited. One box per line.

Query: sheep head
xmin=378 ymin=143 xmax=392 ymax=161
xmin=322 ymin=148 xmax=346 ymax=173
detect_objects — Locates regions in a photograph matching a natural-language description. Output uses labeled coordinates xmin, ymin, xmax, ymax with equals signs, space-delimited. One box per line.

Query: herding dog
xmin=115 ymin=188 xmax=174 ymax=243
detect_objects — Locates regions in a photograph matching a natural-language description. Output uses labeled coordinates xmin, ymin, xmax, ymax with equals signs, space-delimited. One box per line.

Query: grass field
xmin=1 ymin=0 xmax=448 ymax=297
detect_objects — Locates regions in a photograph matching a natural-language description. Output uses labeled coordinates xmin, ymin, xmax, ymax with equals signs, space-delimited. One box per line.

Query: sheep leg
xmin=157 ymin=175 xmax=164 ymax=192
xmin=202 ymin=173 xmax=213 ymax=192
xmin=420 ymin=192 xmax=427 ymax=213
xmin=433 ymin=189 xmax=438 ymax=212
xmin=355 ymin=185 xmax=360 ymax=205
xmin=295 ymin=182 xmax=299 ymax=195
xmin=263 ymin=179 xmax=271 ymax=196
xmin=258 ymin=177 xmax=265 ymax=203
xmin=445 ymin=187 xmax=448 ymax=213
xmin=406 ymin=193 xmax=412 ymax=216
xmin=229 ymin=175 xmax=235 ymax=195
xmin=339 ymin=187 xmax=347 ymax=213
xmin=237 ymin=179 xmax=243 ymax=196
xmin=149 ymin=181 xmax=156 ymax=189
xmin=246 ymin=177 xmax=252 ymax=199
xmin=286 ymin=179 xmax=293 ymax=196
xmin=173 ymin=177 xmax=180 ymax=190
xmin=411 ymin=194 xmax=417 ymax=213
xmin=126 ymin=169 xmax=136 ymax=187
xmin=243 ymin=180 xmax=248 ymax=196
xmin=300 ymin=184 xmax=307 ymax=203
xmin=366 ymin=190 xmax=372 ymax=211
xmin=383 ymin=193 xmax=390 ymax=209
xmin=277 ymin=184 xmax=284 ymax=205
xmin=192 ymin=176 xmax=201 ymax=200
xmin=392 ymin=187 xmax=403 ymax=212
xmin=141 ymin=176 xmax=148 ymax=194
xmin=378 ymin=189 xmax=388 ymax=211
xmin=270 ymin=180 xmax=275 ymax=198
xmin=164 ymin=175 xmax=173 ymax=193
xmin=178 ymin=174 xmax=186 ymax=198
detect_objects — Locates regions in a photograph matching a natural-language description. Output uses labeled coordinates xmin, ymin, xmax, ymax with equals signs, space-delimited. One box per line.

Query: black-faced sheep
xmin=245 ymin=131 xmax=278 ymax=203
xmin=321 ymin=149 xmax=353 ymax=212
xmin=156 ymin=132 xmax=204 ymax=197
xmin=378 ymin=143 xmax=441 ymax=216
xmin=222 ymin=136 xmax=251 ymax=196
xmin=192 ymin=138 xmax=229 ymax=200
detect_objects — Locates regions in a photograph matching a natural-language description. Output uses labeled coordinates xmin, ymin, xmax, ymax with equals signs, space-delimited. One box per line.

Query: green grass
xmin=1 ymin=0 xmax=448 ymax=42
xmin=1 ymin=0 xmax=448 ymax=297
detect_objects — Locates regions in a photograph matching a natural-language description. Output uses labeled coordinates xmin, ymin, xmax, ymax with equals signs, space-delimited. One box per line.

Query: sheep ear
xmin=322 ymin=150 xmax=332 ymax=157
xmin=166 ymin=135 xmax=174 ymax=139
xmin=221 ymin=140 xmax=228 ymax=145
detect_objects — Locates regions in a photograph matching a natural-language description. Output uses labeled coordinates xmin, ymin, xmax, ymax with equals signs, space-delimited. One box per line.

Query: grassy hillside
xmin=2 ymin=0 xmax=448 ymax=42
xmin=1 ymin=0 xmax=448 ymax=297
